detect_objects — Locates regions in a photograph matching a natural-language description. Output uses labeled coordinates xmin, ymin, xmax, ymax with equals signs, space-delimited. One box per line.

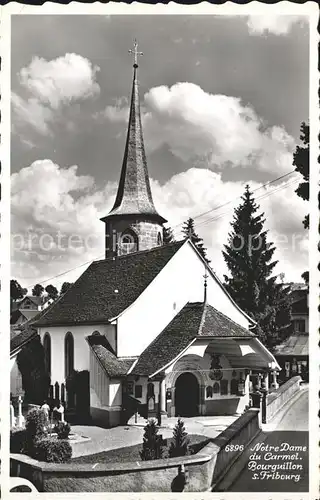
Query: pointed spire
xmin=106 ymin=40 xmax=166 ymax=224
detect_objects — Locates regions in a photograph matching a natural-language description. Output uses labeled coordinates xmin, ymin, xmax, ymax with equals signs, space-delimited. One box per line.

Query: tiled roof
xmin=34 ymin=240 xmax=184 ymax=327
xmin=10 ymin=310 xmax=22 ymax=325
xmin=199 ymin=302 xmax=255 ymax=338
xmin=102 ymin=65 xmax=166 ymax=224
xmin=273 ymin=334 xmax=309 ymax=357
xmin=10 ymin=327 xmax=37 ymax=355
xmin=132 ymin=301 xmax=254 ymax=377
xmin=19 ymin=295 xmax=43 ymax=307
xmin=86 ymin=334 xmax=135 ymax=377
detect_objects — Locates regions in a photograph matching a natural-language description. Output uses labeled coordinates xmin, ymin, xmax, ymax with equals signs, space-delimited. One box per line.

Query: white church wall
xmin=89 ymin=351 xmax=121 ymax=428
xmin=109 ymin=380 xmax=122 ymax=407
xmin=90 ymin=350 xmax=110 ymax=407
xmin=39 ymin=324 xmax=116 ymax=384
xmin=117 ymin=241 xmax=251 ymax=357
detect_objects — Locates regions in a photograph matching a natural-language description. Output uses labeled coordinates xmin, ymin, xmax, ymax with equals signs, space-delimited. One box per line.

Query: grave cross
xmin=129 ymin=39 xmax=143 ymax=67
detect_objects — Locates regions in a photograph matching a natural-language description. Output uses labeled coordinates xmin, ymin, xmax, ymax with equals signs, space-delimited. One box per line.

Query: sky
xmin=11 ymin=14 xmax=309 ymax=292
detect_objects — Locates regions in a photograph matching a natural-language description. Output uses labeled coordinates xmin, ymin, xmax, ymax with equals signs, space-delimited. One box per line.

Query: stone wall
xmin=265 ymin=376 xmax=302 ymax=423
xmin=10 ymin=409 xmax=260 ymax=492
xmin=105 ymin=218 xmax=163 ymax=258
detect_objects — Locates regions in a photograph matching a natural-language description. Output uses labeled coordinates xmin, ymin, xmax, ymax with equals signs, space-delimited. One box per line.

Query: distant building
xmin=11 ymin=295 xmax=48 ymax=332
xmin=273 ymin=283 xmax=308 ymax=382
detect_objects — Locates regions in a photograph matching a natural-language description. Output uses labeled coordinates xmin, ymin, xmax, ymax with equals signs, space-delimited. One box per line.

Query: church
xmin=32 ymin=42 xmax=280 ymax=428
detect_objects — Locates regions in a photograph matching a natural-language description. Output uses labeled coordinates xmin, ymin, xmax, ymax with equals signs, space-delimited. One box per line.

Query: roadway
xmin=225 ymin=387 xmax=309 ymax=492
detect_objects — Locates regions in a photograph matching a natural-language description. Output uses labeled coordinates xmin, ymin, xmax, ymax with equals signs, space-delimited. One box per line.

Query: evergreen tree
xmin=163 ymin=225 xmax=175 ymax=245
xmin=293 ymin=121 xmax=309 ymax=284
xmin=32 ymin=284 xmax=44 ymax=297
xmin=140 ymin=418 xmax=164 ymax=461
xmin=17 ymin=334 xmax=51 ymax=404
xmin=168 ymin=418 xmax=190 ymax=458
xmin=182 ymin=217 xmax=210 ymax=263
xmin=223 ymin=185 xmax=291 ymax=348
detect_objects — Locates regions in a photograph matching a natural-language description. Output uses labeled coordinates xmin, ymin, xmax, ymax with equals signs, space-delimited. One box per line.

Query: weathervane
xmin=128 ymin=39 xmax=143 ymax=68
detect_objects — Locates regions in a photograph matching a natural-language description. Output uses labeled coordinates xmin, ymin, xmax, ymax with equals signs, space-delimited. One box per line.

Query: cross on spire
xmin=129 ymin=39 xmax=143 ymax=68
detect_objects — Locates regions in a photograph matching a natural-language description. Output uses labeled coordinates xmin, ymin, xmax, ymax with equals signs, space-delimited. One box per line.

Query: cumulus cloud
xmin=12 ymin=92 xmax=53 ymax=135
xmin=11 ymin=159 xmax=116 ymax=287
xmin=152 ymin=168 xmax=307 ymax=282
xmin=247 ymin=15 xmax=306 ymax=36
xmin=11 ymin=161 xmax=308 ymax=289
xmin=12 ymin=53 xmax=100 ymax=136
xmin=105 ymin=82 xmax=295 ymax=175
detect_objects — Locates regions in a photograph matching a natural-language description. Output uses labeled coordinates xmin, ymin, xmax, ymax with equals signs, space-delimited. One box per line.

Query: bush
xmin=53 ymin=421 xmax=71 ymax=439
xmin=33 ymin=437 xmax=72 ymax=463
xmin=25 ymin=408 xmax=48 ymax=452
xmin=140 ymin=418 xmax=164 ymax=461
xmin=10 ymin=428 xmax=27 ymax=453
xmin=168 ymin=418 xmax=190 ymax=458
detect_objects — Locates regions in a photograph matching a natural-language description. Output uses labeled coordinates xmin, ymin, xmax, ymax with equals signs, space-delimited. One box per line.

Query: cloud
xmin=152 ymin=168 xmax=308 ymax=282
xmin=18 ymin=53 xmax=100 ymax=109
xmin=105 ymin=82 xmax=295 ymax=175
xmin=11 ymin=161 xmax=308 ymax=289
xmin=12 ymin=53 xmax=100 ymax=136
xmin=247 ymin=15 xmax=306 ymax=36
xmin=12 ymin=92 xmax=53 ymax=135
xmin=11 ymin=159 xmax=117 ymax=287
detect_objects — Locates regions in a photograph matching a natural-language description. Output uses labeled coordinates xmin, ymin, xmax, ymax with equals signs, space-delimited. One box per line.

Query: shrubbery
xmin=33 ymin=437 xmax=72 ymax=463
xmin=169 ymin=418 xmax=190 ymax=458
xmin=54 ymin=421 xmax=71 ymax=439
xmin=10 ymin=428 xmax=27 ymax=453
xmin=10 ymin=408 xmax=72 ymax=463
xmin=25 ymin=408 xmax=48 ymax=453
xmin=140 ymin=418 xmax=165 ymax=461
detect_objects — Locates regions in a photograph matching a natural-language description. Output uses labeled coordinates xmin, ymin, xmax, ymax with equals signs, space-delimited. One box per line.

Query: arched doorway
xmin=175 ymin=372 xmax=199 ymax=417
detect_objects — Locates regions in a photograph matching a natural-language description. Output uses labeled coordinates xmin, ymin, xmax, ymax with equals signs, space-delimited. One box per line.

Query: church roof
xmin=10 ymin=326 xmax=37 ymax=356
xmin=86 ymin=334 xmax=135 ymax=377
xmin=33 ymin=240 xmax=184 ymax=327
xmin=132 ymin=301 xmax=254 ymax=377
xmin=273 ymin=333 xmax=308 ymax=357
xmin=101 ymin=57 xmax=166 ymax=224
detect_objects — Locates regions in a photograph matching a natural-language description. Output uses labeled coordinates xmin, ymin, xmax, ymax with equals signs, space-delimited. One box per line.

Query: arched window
xmin=213 ymin=382 xmax=220 ymax=394
xmin=157 ymin=232 xmax=162 ymax=246
xmin=119 ymin=230 xmax=138 ymax=255
xmin=43 ymin=333 xmax=51 ymax=376
xmin=147 ymin=382 xmax=155 ymax=398
xmin=206 ymin=386 xmax=213 ymax=398
xmin=64 ymin=332 xmax=74 ymax=378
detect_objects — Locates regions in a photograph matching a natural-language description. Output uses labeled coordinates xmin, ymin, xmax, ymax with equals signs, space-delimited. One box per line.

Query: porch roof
xmin=86 ymin=333 xmax=136 ymax=377
xmin=132 ymin=301 xmax=255 ymax=377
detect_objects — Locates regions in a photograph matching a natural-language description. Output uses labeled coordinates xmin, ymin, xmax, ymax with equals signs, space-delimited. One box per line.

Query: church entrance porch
xmin=175 ymin=372 xmax=199 ymax=417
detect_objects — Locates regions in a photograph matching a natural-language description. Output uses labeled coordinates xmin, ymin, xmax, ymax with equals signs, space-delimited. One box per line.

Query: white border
xmin=1 ymin=2 xmax=319 ymax=499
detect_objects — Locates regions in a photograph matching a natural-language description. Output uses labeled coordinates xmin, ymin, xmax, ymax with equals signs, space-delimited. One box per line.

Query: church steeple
xmin=101 ymin=40 xmax=166 ymax=259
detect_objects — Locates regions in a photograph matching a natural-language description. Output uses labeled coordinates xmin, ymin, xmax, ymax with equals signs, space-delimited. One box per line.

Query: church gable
xmin=116 ymin=239 xmax=255 ymax=357
xmin=33 ymin=240 xmax=184 ymax=327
